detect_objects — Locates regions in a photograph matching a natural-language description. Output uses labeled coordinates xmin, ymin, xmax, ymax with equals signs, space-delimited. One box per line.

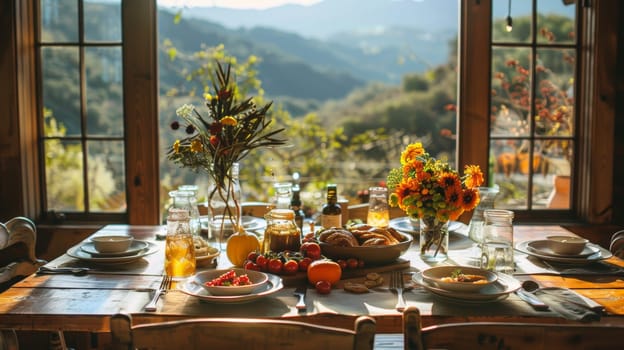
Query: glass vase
xmin=419 ymin=217 xmax=449 ymax=262
xmin=206 ymin=162 xmax=241 ymax=252
xmin=468 ymin=185 xmax=499 ymax=244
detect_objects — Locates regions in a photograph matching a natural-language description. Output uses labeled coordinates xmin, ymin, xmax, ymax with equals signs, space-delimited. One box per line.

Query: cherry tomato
xmin=247 ymin=251 xmax=258 ymax=262
xmin=268 ymin=258 xmax=283 ymax=274
xmin=244 ymin=261 xmax=260 ymax=271
xmin=336 ymin=259 xmax=348 ymax=270
xmin=255 ymin=255 xmax=268 ymax=271
xmin=315 ymin=280 xmax=332 ymax=294
xmin=282 ymin=260 xmax=299 ymax=275
xmin=300 ymin=242 xmax=322 ymax=260
xmin=347 ymin=258 xmax=359 ymax=269
xmin=357 ymin=259 xmax=365 ymax=268
xmin=298 ymin=257 xmax=312 ymax=272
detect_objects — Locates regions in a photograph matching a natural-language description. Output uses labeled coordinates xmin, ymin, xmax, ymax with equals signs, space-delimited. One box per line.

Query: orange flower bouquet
xmin=387 ymin=142 xmax=484 ymax=261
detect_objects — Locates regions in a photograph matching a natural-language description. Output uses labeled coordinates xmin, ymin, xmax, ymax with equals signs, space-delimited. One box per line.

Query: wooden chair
xmin=0 ymin=217 xmax=46 ymax=292
xmin=609 ymin=229 xmax=624 ymax=258
xmin=0 ymin=329 xmax=18 ymax=350
xmin=110 ymin=313 xmax=376 ymax=350
xmin=402 ymin=306 xmax=624 ymax=350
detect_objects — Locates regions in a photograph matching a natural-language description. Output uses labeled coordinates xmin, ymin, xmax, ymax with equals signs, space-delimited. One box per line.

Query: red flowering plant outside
xmin=387 ymin=142 xmax=484 ymax=255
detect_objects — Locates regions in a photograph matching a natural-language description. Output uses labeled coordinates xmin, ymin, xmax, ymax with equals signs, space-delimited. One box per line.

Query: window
xmin=4 ymin=0 xmax=615 ymax=225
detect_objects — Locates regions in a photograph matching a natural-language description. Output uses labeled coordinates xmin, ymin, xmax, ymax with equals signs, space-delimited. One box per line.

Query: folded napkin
xmin=534 ymin=287 xmax=604 ymax=322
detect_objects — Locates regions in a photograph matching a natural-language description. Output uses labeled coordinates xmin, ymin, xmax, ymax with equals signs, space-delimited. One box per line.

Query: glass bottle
xmin=320 ymin=184 xmax=342 ymax=229
xmin=262 ymin=209 xmax=302 ymax=253
xmin=169 ymin=190 xmax=201 ymax=236
xmin=165 ymin=207 xmax=196 ymax=279
xmin=290 ymin=184 xmax=305 ymax=230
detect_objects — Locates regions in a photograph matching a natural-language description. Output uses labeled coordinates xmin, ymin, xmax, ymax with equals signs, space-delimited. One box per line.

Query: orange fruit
xmin=307 ymin=259 xmax=342 ymax=286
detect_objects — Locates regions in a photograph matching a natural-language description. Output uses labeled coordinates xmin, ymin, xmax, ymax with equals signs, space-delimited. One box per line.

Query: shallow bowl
xmin=546 ymin=235 xmax=589 ymax=255
xmin=319 ymin=231 xmax=413 ymax=264
xmin=421 ymin=265 xmax=498 ymax=293
xmin=197 ymin=268 xmax=268 ymax=296
xmin=91 ymin=235 xmax=133 ymax=254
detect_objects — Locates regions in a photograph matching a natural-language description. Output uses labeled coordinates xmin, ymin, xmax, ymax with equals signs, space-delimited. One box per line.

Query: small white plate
xmin=81 ymin=240 xmax=149 ymax=257
xmin=67 ymin=241 xmax=158 ymax=264
xmin=527 ymin=240 xmax=599 ymax=258
xmin=414 ymin=271 xmax=520 ymax=302
xmin=177 ymin=272 xmax=283 ymax=303
xmin=516 ymin=240 xmax=612 ymax=265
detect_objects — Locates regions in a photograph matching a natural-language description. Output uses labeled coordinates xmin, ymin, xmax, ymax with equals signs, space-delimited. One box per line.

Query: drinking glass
xmin=165 ymin=208 xmax=196 ymax=279
xmin=367 ymin=187 xmax=390 ymax=227
xmin=480 ymin=209 xmax=514 ymax=274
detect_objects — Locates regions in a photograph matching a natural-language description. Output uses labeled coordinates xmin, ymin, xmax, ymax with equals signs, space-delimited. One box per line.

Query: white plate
xmin=177 ymin=271 xmax=283 ymax=303
xmin=414 ymin=271 xmax=520 ymax=302
xmin=389 ymin=217 xmax=469 ymax=236
xmin=67 ymin=241 xmax=158 ymax=264
xmin=527 ymin=240 xmax=599 ymax=258
xmin=200 ymin=216 xmax=267 ymax=233
xmin=516 ymin=240 xmax=612 ymax=265
xmin=81 ymin=240 xmax=149 ymax=257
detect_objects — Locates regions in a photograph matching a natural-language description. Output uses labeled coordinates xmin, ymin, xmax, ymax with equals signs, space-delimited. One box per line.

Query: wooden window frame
xmin=1 ymin=0 xmax=618 ymax=226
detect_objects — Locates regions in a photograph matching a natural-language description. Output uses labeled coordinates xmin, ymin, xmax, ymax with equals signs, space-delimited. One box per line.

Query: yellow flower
xmin=400 ymin=142 xmax=425 ymax=165
xmin=464 ymin=165 xmax=484 ymax=188
xmin=221 ymin=116 xmax=238 ymax=126
xmin=190 ymin=139 xmax=203 ymax=153
xmin=203 ymin=92 xmax=213 ymax=101
xmin=172 ymin=140 xmax=181 ymax=153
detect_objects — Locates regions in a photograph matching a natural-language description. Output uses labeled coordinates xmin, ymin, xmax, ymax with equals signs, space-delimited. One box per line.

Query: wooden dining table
xmin=1 ymin=223 xmax=623 ymax=348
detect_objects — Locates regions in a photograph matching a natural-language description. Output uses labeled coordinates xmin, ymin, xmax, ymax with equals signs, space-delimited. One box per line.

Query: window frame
xmin=2 ymin=0 xmax=617 ymax=225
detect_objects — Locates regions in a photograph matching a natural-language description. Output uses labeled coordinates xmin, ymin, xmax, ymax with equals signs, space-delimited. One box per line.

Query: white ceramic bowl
xmin=91 ymin=235 xmax=133 ymax=254
xmin=421 ymin=265 xmax=498 ymax=293
xmin=546 ymin=235 xmax=589 ymax=255
xmin=198 ymin=268 xmax=268 ymax=296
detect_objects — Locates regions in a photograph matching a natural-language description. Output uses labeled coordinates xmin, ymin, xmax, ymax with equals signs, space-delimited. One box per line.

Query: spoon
xmin=515 ymin=280 xmax=549 ymax=311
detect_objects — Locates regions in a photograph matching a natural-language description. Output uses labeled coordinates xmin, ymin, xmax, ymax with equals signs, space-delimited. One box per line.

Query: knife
xmin=293 ymin=286 xmax=307 ymax=310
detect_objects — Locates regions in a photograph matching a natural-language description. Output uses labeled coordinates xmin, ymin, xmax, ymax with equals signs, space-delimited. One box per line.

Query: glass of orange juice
xmin=165 ymin=208 xmax=196 ymax=279
xmin=367 ymin=187 xmax=390 ymax=227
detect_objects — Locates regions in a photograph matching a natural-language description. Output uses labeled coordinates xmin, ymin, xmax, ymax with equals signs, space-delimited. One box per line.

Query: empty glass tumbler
xmin=480 ymin=209 xmax=514 ymax=274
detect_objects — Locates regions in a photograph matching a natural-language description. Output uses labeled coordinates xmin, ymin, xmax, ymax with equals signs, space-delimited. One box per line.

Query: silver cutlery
xmin=37 ymin=266 xmax=90 ymax=276
xmin=144 ymin=275 xmax=172 ymax=312
xmin=293 ymin=286 xmax=307 ymax=311
xmin=390 ymin=270 xmax=406 ymax=311
xmin=515 ymin=280 xmax=549 ymax=311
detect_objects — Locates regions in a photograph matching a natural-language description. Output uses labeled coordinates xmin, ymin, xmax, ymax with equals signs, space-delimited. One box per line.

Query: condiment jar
xmin=262 ymin=209 xmax=301 ymax=254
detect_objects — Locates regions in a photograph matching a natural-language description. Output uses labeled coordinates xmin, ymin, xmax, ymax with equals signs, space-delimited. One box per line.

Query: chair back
xmin=0 ymin=217 xmax=46 ymax=291
xmin=403 ymin=306 xmax=624 ymax=350
xmin=110 ymin=313 xmax=376 ymax=350
xmin=0 ymin=329 xmax=18 ymax=350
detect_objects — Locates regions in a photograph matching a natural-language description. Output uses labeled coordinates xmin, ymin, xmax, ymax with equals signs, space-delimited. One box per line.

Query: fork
xmin=390 ymin=270 xmax=406 ymax=311
xmin=144 ymin=275 xmax=172 ymax=312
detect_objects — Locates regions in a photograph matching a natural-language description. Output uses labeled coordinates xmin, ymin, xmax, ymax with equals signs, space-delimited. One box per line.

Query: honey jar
xmin=262 ymin=209 xmax=301 ymax=253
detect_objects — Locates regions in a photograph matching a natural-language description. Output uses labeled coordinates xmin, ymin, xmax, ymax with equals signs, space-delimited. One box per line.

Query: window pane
xmin=533 ymin=139 xmax=572 ymax=209
xmin=536 ymin=0 xmax=576 ymax=45
xmin=85 ymin=47 xmax=124 ymax=136
xmin=535 ymin=48 xmax=575 ymax=138
xmin=40 ymin=0 xmax=78 ymax=42
xmin=45 ymin=140 xmax=84 ymax=211
xmin=492 ymin=0 xmax=532 ymax=43
xmin=491 ymin=47 xmax=531 ymax=138
xmin=491 ymin=139 xmax=529 ymax=209
xmin=84 ymin=0 xmax=122 ymax=42
xmin=87 ymin=141 xmax=126 ymax=212
xmin=41 ymin=47 xmax=81 ymax=137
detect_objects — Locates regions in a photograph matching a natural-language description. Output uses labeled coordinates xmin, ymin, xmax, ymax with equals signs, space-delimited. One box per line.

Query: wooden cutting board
xmin=279 ymin=258 xmax=411 ymax=287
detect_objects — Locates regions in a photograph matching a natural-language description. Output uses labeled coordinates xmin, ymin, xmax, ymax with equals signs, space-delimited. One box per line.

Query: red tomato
xmin=247 ymin=251 xmax=258 ymax=262
xmin=255 ymin=255 xmax=268 ymax=271
xmin=300 ymin=242 xmax=322 ymax=260
xmin=336 ymin=259 xmax=348 ymax=270
xmin=282 ymin=260 xmax=299 ymax=275
xmin=357 ymin=259 xmax=365 ymax=268
xmin=268 ymin=258 xmax=283 ymax=274
xmin=315 ymin=280 xmax=332 ymax=294
xmin=244 ymin=261 xmax=260 ymax=271
xmin=347 ymin=258 xmax=358 ymax=269
xmin=298 ymin=257 xmax=312 ymax=272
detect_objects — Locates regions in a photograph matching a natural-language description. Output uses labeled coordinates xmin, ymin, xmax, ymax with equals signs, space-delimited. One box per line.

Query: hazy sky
xmin=157 ymin=0 xmax=322 ymax=9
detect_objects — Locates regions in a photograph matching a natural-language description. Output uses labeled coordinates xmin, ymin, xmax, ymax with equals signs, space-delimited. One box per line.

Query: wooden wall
xmin=613 ymin=3 xmax=624 ymax=226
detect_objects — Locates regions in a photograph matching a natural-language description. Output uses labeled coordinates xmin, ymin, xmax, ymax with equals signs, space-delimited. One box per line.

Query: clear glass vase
xmin=419 ymin=217 xmax=449 ymax=262
xmin=206 ymin=162 xmax=241 ymax=252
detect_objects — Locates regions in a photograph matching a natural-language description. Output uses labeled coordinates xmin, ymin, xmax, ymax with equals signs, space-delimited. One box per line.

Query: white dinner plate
xmin=413 ymin=271 xmax=520 ymax=302
xmin=526 ymin=240 xmax=599 ymax=258
xmin=516 ymin=240 xmax=612 ymax=265
xmin=389 ymin=217 xmax=469 ymax=236
xmin=67 ymin=241 xmax=158 ymax=264
xmin=177 ymin=271 xmax=283 ymax=303
xmin=81 ymin=240 xmax=149 ymax=257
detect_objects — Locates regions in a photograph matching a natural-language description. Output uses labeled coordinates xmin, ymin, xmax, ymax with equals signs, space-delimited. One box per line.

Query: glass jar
xmin=367 ymin=186 xmax=390 ymax=227
xmin=165 ymin=208 xmax=196 ymax=279
xmin=262 ymin=209 xmax=301 ymax=253
xmin=169 ymin=190 xmax=201 ymax=236
xmin=481 ymin=209 xmax=514 ymax=274
xmin=273 ymin=182 xmax=292 ymax=209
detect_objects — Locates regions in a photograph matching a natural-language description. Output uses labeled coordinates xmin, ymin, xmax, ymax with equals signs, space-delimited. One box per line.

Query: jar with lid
xmin=165 ymin=208 xmax=196 ymax=279
xmin=262 ymin=209 xmax=301 ymax=254
xmin=169 ymin=190 xmax=201 ymax=236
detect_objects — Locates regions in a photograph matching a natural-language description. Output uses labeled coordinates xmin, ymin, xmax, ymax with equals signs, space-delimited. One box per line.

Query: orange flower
xmin=460 ymin=188 xmax=480 ymax=211
xmin=400 ymin=142 xmax=425 ymax=165
xmin=464 ymin=165 xmax=484 ymax=188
